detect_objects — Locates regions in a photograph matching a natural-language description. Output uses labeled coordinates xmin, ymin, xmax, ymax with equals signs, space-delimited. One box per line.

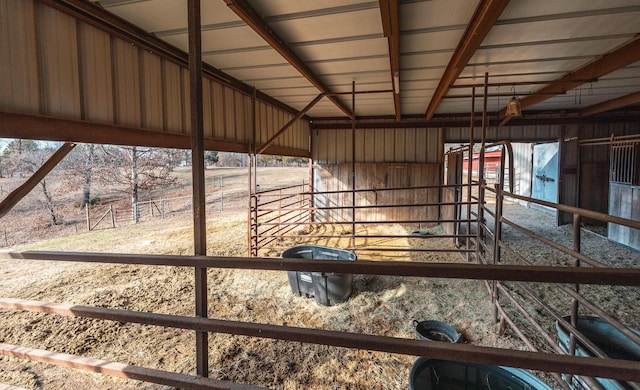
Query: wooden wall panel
xmin=77 ymin=23 xmax=113 ymax=123
xmin=140 ymin=50 xmax=163 ymax=130
xmin=36 ymin=3 xmax=81 ymax=119
xmin=608 ymin=184 xmax=640 ymax=251
xmin=0 ymin=0 xmax=40 ymax=114
xmin=313 ymin=162 xmax=441 ymax=225
xmin=112 ymin=39 xmax=141 ymax=127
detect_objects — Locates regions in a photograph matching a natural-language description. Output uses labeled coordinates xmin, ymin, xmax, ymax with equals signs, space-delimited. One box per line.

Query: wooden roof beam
xmin=379 ymin=0 xmax=401 ymax=120
xmin=499 ymin=37 xmax=640 ymax=118
xmin=224 ymin=0 xmax=353 ymax=120
xmin=581 ymin=90 xmax=640 ymax=117
xmin=425 ymin=0 xmax=511 ymax=119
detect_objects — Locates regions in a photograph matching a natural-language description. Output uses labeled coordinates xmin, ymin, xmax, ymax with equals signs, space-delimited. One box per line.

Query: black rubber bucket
xmin=413 ymin=320 xmax=462 ymax=343
xmin=409 ymin=358 xmax=552 ymax=390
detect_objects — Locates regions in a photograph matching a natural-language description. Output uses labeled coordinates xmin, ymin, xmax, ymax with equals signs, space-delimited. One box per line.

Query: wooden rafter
xmin=223 ymin=0 xmax=353 ymax=119
xmin=425 ymin=0 xmax=511 ymax=119
xmin=581 ymin=90 xmax=640 ymax=117
xmin=379 ymin=0 xmax=401 ymax=120
xmin=499 ymin=37 xmax=640 ymax=118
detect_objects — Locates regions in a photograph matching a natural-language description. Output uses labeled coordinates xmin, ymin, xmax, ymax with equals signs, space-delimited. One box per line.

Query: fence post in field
xmin=150 ymin=201 xmax=154 ymax=217
xmin=110 ymin=205 xmax=115 ymax=228
xmin=86 ymin=205 xmax=91 ymax=231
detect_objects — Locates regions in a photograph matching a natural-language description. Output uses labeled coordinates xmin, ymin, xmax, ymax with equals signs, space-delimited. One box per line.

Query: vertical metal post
xmin=188 ymin=0 xmax=208 ymax=377
xmin=247 ymin=153 xmax=253 ymax=257
xmin=309 ymin=126 xmax=315 ymax=224
xmin=570 ymin=213 xmax=582 ymax=357
xmin=492 ymin=149 xmax=506 ymax=324
xmin=248 ymin=87 xmax=256 ymax=257
xmin=467 ymin=87 xmax=475 ymax=262
xmin=476 ymin=73 xmax=488 ymax=263
xmin=351 ymin=81 xmax=356 ymax=247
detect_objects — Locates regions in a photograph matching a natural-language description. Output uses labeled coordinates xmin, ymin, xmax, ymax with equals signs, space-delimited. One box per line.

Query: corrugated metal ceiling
xmin=92 ymin=0 xmax=640 ymax=120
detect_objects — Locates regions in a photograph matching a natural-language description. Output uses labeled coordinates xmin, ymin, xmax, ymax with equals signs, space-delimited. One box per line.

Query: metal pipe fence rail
xmin=475 ymin=175 xmax=640 ymax=390
xmin=1 ymin=251 xmax=640 ymax=389
xmin=250 ymin=183 xmax=475 ymax=256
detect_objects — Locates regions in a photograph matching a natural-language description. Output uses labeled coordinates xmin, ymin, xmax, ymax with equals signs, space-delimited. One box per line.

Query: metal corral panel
xmin=313 ymin=126 xmax=442 ymax=164
xmin=0 ymin=0 xmax=310 ymax=155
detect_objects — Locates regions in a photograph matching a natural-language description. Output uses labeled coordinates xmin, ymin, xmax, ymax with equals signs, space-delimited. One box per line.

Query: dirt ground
xmin=0 ymin=169 xmax=638 ymax=389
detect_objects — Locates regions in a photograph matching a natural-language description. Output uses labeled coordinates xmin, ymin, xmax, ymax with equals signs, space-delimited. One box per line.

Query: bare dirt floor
xmin=1 ymin=172 xmax=639 ymax=389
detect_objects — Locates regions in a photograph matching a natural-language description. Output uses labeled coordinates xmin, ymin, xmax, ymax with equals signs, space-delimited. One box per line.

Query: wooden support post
xmin=86 ymin=205 xmax=91 ymax=231
xmin=110 ymin=205 xmax=115 ymax=228
xmin=188 ymin=0 xmax=208 ymax=377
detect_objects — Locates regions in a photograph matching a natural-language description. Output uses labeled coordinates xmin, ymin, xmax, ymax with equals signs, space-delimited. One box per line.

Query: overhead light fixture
xmin=505 ymin=95 xmax=521 ymax=116
xmin=393 ymin=71 xmax=400 ymax=94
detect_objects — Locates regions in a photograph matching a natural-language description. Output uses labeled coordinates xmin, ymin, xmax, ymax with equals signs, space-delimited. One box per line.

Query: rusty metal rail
xmin=1 ymin=298 xmax=639 ymax=382
xmin=0 ymin=341 xmax=262 ymax=390
xmin=4 ymin=250 xmax=640 ymax=286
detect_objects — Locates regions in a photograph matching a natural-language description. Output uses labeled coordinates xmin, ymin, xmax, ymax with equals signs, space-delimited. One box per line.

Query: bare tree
xmin=3 ymin=140 xmax=63 ymax=226
xmin=101 ymin=146 xmax=180 ymax=222
xmin=60 ymin=144 xmax=106 ymax=209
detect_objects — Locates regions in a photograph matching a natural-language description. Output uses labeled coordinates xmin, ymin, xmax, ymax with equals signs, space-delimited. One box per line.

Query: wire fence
xmin=89 ymin=189 xmax=248 ymax=230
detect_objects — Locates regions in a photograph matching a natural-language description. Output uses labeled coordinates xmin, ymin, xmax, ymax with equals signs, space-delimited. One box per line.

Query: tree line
xmin=0 ymin=140 xmax=308 ymax=227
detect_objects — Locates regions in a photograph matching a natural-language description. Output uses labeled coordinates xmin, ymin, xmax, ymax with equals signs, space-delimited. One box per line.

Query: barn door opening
xmin=531 ymin=142 xmax=559 ymax=212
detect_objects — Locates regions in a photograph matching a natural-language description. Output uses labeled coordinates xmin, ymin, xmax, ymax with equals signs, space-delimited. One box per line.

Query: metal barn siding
xmin=112 ymin=38 xmax=142 ymax=127
xmin=0 ymin=0 xmax=310 ymax=155
xmin=313 ymin=127 xmax=442 ymax=164
xmin=37 ymin=3 xmax=81 ymax=119
xmin=77 ymin=23 xmax=114 ymax=123
xmin=140 ymin=51 xmax=163 ymax=131
xmin=444 ymin=125 xmax=562 ymax=143
xmin=0 ymin=1 xmax=40 ymax=114
xmin=162 ymin=61 xmax=183 ymax=133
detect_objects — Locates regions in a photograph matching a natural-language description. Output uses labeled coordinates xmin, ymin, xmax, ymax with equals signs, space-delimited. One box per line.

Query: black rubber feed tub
xmin=409 ymin=358 xmax=552 ymax=390
xmin=413 ymin=320 xmax=462 ymax=343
